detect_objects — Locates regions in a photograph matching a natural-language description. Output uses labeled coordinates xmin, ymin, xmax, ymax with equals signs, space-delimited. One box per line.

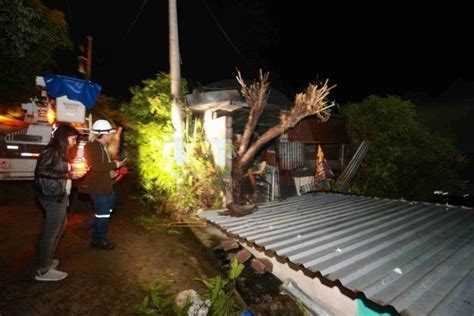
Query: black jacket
xmin=34 ymin=146 xmax=71 ymax=201
xmin=78 ymin=141 xmax=116 ymax=195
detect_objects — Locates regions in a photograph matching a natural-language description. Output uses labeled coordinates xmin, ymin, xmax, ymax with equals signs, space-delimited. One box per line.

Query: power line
xmin=123 ymin=0 xmax=149 ymax=40
xmin=64 ymin=0 xmax=73 ymax=30
xmin=200 ymin=0 xmax=250 ymax=66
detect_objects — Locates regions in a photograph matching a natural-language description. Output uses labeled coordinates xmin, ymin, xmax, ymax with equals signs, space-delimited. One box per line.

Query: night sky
xmin=44 ymin=0 xmax=474 ymax=103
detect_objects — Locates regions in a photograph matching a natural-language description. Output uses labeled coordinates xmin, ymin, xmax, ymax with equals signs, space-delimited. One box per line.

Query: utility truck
xmin=0 ymin=75 xmax=101 ymax=180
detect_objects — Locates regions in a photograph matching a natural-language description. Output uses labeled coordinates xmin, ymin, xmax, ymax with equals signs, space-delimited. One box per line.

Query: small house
xmin=186 ymin=80 xmax=350 ymax=202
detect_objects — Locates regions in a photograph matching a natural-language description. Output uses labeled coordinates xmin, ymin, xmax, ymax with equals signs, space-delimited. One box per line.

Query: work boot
xmin=91 ymin=239 xmax=116 ymax=250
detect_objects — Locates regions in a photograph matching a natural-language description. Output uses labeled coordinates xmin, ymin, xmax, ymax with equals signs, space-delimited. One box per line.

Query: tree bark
xmin=236 ymin=70 xmax=269 ymax=157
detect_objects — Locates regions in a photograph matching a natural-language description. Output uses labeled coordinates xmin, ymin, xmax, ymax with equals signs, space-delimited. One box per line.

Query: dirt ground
xmin=0 ymin=178 xmax=219 ymax=315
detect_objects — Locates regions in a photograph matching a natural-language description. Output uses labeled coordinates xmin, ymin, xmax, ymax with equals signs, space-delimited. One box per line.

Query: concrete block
xmin=221 ymin=238 xmax=239 ymax=251
xmin=236 ymin=249 xmax=252 ymax=263
xmin=251 ymin=257 xmax=273 ymax=274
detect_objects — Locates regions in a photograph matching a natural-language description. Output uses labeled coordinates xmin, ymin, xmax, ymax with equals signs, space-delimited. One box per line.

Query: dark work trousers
xmin=90 ymin=191 xmax=116 ymax=242
xmin=38 ymin=196 xmax=68 ymax=271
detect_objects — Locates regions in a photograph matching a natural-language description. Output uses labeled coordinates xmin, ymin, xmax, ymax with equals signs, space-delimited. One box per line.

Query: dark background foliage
xmin=343 ymin=96 xmax=465 ymax=201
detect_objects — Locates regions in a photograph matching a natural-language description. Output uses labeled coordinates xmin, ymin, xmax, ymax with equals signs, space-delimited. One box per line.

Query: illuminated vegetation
xmin=123 ymin=73 xmax=224 ymax=220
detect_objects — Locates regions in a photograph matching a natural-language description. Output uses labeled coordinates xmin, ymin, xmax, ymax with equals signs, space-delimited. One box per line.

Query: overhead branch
xmin=281 ymin=80 xmax=336 ymax=129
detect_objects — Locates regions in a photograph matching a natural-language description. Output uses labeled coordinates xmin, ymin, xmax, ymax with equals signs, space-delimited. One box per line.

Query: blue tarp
xmin=43 ymin=74 xmax=102 ymax=110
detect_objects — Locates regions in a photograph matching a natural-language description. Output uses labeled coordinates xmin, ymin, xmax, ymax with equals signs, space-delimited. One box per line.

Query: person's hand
xmin=70 ymin=160 xmax=89 ymax=179
xmin=114 ymin=160 xmax=122 ymax=168
xmin=72 ymin=170 xmax=87 ymax=179
xmin=110 ymin=169 xmax=118 ymax=179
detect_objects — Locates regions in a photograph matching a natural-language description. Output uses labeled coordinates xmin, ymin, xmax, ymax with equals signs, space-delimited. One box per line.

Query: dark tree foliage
xmin=0 ymin=0 xmax=72 ymax=91
xmin=343 ymin=95 xmax=463 ymax=201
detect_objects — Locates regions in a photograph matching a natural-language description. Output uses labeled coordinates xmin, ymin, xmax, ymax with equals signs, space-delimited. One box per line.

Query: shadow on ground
xmin=0 ymin=178 xmax=217 ymax=315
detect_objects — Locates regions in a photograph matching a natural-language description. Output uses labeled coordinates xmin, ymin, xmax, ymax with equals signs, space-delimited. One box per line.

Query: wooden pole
xmin=86 ymin=36 xmax=92 ymax=80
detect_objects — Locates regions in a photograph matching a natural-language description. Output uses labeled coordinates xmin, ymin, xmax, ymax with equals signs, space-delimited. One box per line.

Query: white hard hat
xmin=91 ymin=119 xmax=116 ymax=134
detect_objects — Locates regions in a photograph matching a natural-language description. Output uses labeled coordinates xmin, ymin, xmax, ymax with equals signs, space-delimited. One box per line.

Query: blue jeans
xmin=38 ymin=196 xmax=68 ymax=271
xmin=90 ymin=191 xmax=116 ymax=242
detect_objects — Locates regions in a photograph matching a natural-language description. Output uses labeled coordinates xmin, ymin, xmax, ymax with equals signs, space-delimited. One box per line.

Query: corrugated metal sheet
xmin=200 ymin=193 xmax=474 ymax=315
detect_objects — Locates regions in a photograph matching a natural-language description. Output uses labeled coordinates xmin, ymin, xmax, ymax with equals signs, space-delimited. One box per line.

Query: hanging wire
xmin=123 ymin=0 xmax=149 ymax=40
xmin=200 ymin=0 xmax=250 ymax=66
xmin=64 ymin=0 xmax=73 ymax=29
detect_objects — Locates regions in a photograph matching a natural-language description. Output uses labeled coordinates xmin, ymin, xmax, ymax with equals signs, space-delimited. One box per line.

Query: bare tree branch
xmin=239 ymin=80 xmax=336 ymax=169
xmin=236 ymin=69 xmax=270 ymax=157
xmin=282 ymin=80 xmax=335 ymax=129
xmin=231 ymin=70 xmax=336 ymax=205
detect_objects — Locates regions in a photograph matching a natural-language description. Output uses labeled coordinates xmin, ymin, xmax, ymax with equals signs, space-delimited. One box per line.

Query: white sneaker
xmin=50 ymin=259 xmax=59 ymax=269
xmin=35 ymin=268 xmax=68 ymax=281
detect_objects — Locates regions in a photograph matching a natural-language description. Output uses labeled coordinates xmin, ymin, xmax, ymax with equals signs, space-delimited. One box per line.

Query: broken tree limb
xmin=232 ymin=69 xmax=336 ymax=204
xmin=236 ymin=69 xmax=270 ymax=157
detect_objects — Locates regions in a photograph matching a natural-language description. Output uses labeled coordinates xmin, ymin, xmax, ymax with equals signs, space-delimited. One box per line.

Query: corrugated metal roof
xmin=200 ymin=192 xmax=474 ymax=315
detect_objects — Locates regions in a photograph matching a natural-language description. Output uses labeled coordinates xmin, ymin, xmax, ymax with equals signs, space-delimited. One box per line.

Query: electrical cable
xmin=64 ymin=0 xmax=73 ymax=29
xmin=123 ymin=0 xmax=149 ymax=40
xmin=200 ymin=0 xmax=250 ymax=66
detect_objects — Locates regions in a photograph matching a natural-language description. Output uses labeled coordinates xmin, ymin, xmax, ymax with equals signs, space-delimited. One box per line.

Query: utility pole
xmin=86 ymin=36 xmax=92 ymax=80
xmin=169 ymin=0 xmax=184 ymax=164
xmin=77 ymin=36 xmax=93 ymax=80
xmin=77 ymin=36 xmax=94 ymax=138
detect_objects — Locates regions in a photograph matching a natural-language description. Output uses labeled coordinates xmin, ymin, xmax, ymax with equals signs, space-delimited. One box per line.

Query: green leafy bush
xmin=343 ymin=95 xmax=464 ymax=201
xmin=122 ymin=73 xmax=224 ymax=219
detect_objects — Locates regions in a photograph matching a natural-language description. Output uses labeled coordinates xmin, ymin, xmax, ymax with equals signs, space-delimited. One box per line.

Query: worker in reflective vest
xmin=78 ymin=120 xmax=123 ymax=250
